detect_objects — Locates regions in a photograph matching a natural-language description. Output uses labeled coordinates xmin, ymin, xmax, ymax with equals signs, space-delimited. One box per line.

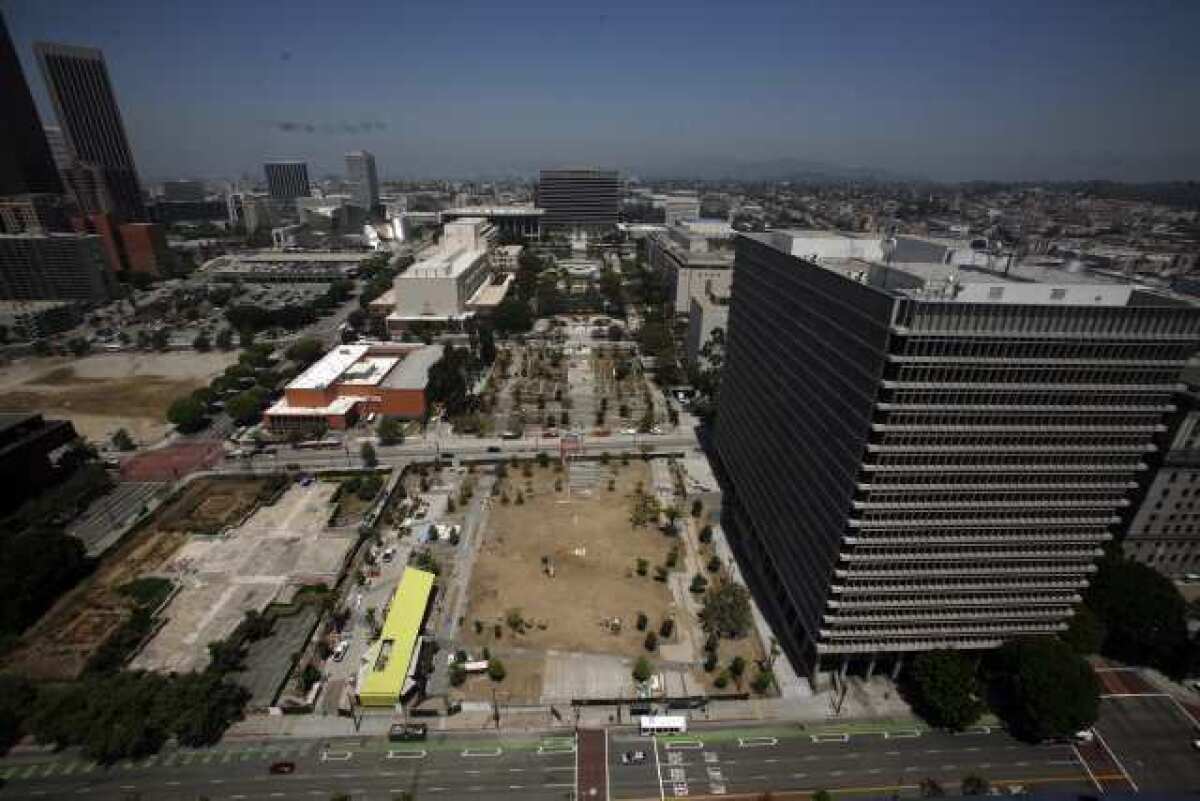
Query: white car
xmin=620 ymin=428 xmax=637 ymax=435
xmin=332 ymin=641 xmax=350 ymax=662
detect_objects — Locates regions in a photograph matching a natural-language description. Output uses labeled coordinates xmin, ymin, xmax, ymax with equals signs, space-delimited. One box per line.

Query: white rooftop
xmin=443 ymin=205 xmax=543 ymax=217
xmin=289 ymin=345 xmax=369 ymax=390
xmin=400 ymin=247 xmax=485 ymax=280
xmin=339 ymin=357 xmax=401 ymax=386
xmin=266 ymin=395 xmax=361 ymax=417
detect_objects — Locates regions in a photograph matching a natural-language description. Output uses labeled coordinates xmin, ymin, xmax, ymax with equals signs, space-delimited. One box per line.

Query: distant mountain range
xmin=627 ymin=156 xmax=923 ymax=183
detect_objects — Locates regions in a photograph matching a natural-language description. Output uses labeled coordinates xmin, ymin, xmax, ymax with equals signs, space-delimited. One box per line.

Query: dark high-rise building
xmin=536 ymin=168 xmax=619 ymax=233
xmin=161 ymin=180 xmax=205 ymax=203
xmin=264 ymin=161 xmax=310 ymax=201
xmin=35 ymin=41 xmax=146 ymax=221
xmin=345 ymin=151 xmax=379 ymax=211
xmin=716 ymin=231 xmax=1200 ymax=683
xmin=0 ymin=14 xmax=63 ymax=196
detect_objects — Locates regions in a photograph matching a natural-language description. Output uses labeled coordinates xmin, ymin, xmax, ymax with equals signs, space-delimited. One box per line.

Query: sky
xmin=5 ymin=0 xmax=1200 ymax=184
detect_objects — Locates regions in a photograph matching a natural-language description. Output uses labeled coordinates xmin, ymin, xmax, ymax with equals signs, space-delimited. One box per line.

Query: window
xmin=987 ymin=286 xmax=1005 ymax=300
xmin=1050 ymin=288 xmax=1066 ymax=301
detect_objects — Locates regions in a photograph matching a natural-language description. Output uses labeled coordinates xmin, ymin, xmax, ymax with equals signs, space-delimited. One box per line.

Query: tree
xmin=751 ymin=669 xmax=774 ymax=694
xmin=493 ymin=297 xmax=533 ymax=335
xmin=192 ymin=332 xmax=211 ymax=352
xmin=988 ymin=636 xmax=1099 ymax=742
xmin=903 ymin=650 xmax=984 ymax=731
xmin=632 ymin=656 xmax=653 ymax=683
xmin=450 ymin=663 xmax=467 ymax=686
xmin=112 ymin=428 xmax=136 ymax=452
xmin=151 ymin=328 xmax=170 ymax=351
xmin=378 ymin=416 xmax=404 ymax=446
xmin=361 ymin=442 xmax=378 ymax=467
xmin=67 ymin=336 xmax=91 ymax=356
xmin=1062 ymin=605 xmax=1105 ymax=656
xmin=487 ymin=658 xmax=506 ymax=682
xmin=644 ymin=631 xmax=658 ymax=651
xmin=167 ymin=395 xmax=207 ymax=432
xmin=690 ymin=573 xmax=709 ymax=594
xmin=215 ymin=328 xmax=235 ymax=351
xmin=1084 ymin=555 xmax=1189 ymax=675
xmin=729 ymin=655 xmax=746 ymax=678
xmin=238 ymin=328 xmax=255 ymax=349
xmin=700 ymin=582 xmax=753 ymax=638
xmin=478 ymin=326 xmax=497 ymax=366
xmin=286 ymin=337 xmax=325 ymax=367
xmin=225 ymin=387 xmax=267 ymax=426
xmin=961 ymin=775 xmax=990 ymax=796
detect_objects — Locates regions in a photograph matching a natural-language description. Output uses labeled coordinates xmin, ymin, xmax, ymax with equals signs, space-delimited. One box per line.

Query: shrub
xmin=729 ymin=656 xmax=746 ymax=678
xmin=703 ymin=652 xmax=718 ymax=672
xmin=699 ymin=525 xmax=713 ymax=544
xmin=636 ymin=558 xmax=649 ymax=576
xmin=632 ymin=656 xmax=652 ymax=683
xmin=487 ymin=659 xmax=506 ymax=682
xmin=691 ymin=499 xmax=703 ymax=518
xmin=659 ymin=618 xmax=675 ymax=638
xmin=636 ymin=612 xmax=648 ymax=631
xmin=644 ymin=632 xmax=658 ymax=651
xmin=714 ymin=670 xmax=729 ymax=689
xmin=751 ymin=669 xmax=774 ymax=694
xmin=690 ymin=573 xmax=709 ymax=593
xmin=449 ymin=664 xmax=467 ymax=686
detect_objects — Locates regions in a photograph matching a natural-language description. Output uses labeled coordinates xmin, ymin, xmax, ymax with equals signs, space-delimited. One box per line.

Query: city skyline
xmin=5 ymin=0 xmax=1199 ymax=184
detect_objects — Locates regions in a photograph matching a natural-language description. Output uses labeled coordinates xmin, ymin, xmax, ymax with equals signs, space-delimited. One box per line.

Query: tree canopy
xmin=167 ymin=394 xmax=208 ymax=432
xmin=903 ymin=650 xmax=984 ymax=731
xmin=286 ymin=337 xmax=326 ymax=367
xmin=1084 ymin=555 xmax=1190 ymax=675
xmin=699 ymin=582 xmax=753 ymax=639
xmin=493 ymin=297 xmax=533 ymax=336
xmin=987 ymin=637 xmax=1099 ymax=742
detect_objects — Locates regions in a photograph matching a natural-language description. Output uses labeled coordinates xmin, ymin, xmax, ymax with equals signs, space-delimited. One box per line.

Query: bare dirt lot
xmin=2 ymin=476 xmax=270 ymax=681
xmin=464 ymin=460 xmax=683 ymax=660
xmin=0 ymin=351 xmax=237 ymax=444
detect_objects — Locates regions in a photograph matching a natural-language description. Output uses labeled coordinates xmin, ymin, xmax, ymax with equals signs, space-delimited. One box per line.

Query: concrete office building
xmin=441 ymin=205 xmax=544 ymax=240
xmin=35 ymin=41 xmax=146 ymax=221
xmin=685 ymin=287 xmax=729 ymax=367
xmin=42 ymin=126 xmax=72 ymax=173
xmin=537 ymin=169 xmax=619 ymax=235
xmin=0 ymin=194 xmax=74 ymax=235
xmin=386 ymin=218 xmax=510 ymax=334
xmin=345 ymin=151 xmax=379 ymax=211
xmin=0 ymin=233 xmax=115 ymax=302
xmin=657 ymin=193 xmax=701 ymax=227
xmin=1123 ymin=384 xmax=1200 ymax=577
xmin=0 ymin=14 xmax=63 ymax=197
xmin=0 ymin=412 xmax=78 ymax=515
xmin=716 ymin=230 xmax=1200 ymax=683
xmin=264 ymin=161 xmax=311 ymax=201
xmin=647 ymin=219 xmax=736 ymax=313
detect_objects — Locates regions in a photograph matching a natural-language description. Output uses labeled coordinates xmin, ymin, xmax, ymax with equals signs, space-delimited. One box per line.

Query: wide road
xmin=0 ymin=732 xmax=577 ymax=801
xmin=609 ymin=724 xmax=1095 ymax=799
xmin=0 ymin=722 xmax=1102 ymax=801
xmin=218 ymin=433 xmax=696 ymax=473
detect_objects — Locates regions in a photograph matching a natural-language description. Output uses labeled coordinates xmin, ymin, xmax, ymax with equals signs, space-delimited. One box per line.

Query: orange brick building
xmin=265 ymin=343 xmax=441 ymax=433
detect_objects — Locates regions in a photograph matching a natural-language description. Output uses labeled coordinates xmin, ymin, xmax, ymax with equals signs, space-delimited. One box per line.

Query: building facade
xmin=440 ymin=206 xmax=543 ymax=240
xmin=716 ymin=231 xmax=1200 ymax=683
xmin=265 ymin=343 xmax=442 ymax=433
xmin=161 ymin=180 xmax=205 ymax=202
xmin=345 ymin=151 xmax=379 ymax=211
xmin=0 ymin=14 xmax=63 ymax=197
xmin=0 ymin=412 xmax=78 ymax=516
xmin=1123 ymin=388 xmax=1200 ymax=577
xmin=264 ymin=161 xmax=311 ymax=201
xmin=35 ymin=41 xmax=146 ymax=221
xmin=0 ymin=233 xmax=115 ymax=302
xmin=536 ymin=169 xmax=619 ymax=234
xmin=647 ymin=220 xmax=735 ymax=313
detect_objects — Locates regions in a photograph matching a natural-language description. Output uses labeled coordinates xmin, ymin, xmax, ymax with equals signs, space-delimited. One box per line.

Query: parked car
xmin=332 ymin=641 xmax=350 ymax=662
xmin=269 ymin=762 xmax=296 ymax=774
xmin=620 ymin=751 xmax=647 ymax=765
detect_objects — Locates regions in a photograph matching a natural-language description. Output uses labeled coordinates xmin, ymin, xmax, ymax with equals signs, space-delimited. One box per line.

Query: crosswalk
xmin=0 ymin=742 xmax=318 ymax=782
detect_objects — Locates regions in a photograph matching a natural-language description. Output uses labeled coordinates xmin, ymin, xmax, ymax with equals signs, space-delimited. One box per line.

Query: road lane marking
xmin=812 ymin=733 xmax=849 ymax=743
xmin=1094 ymin=728 xmax=1139 ymax=792
xmin=738 ymin=737 xmax=778 ymax=748
xmin=508 ymin=768 xmax=524 ymax=772
xmin=653 ymin=733 xmax=666 ymax=801
xmin=385 ymin=749 xmax=426 ymax=759
xmin=322 ymin=750 xmax=353 ymax=761
xmin=884 ymin=730 xmax=921 ymax=739
xmin=465 ymin=769 xmax=481 ymax=774
xmin=461 ymin=747 xmax=502 ymax=757
xmin=664 ymin=739 xmax=704 ymax=750
xmin=166 ymin=781 xmax=181 ymax=786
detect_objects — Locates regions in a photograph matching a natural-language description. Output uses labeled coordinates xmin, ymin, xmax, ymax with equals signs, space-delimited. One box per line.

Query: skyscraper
xmin=716 ymin=231 xmax=1200 ymax=682
xmin=35 ymin=41 xmax=146 ymax=221
xmin=536 ymin=168 xmax=619 ymax=234
xmin=264 ymin=161 xmax=310 ymax=201
xmin=345 ymin=151 xmax=379 ymax=211
xmin=0 ymin=14 xmax=63 ymax=196
xmin=42 ymin=126 xmax=72 ymax=172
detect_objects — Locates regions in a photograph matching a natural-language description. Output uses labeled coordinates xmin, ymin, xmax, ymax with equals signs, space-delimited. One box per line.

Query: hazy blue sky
xmin=6 ymin=0 xmax=1199 ymax=183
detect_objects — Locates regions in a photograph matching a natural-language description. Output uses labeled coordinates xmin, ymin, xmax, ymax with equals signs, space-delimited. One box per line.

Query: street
xmin=0 ymin=722 xmax=1102 ymax=801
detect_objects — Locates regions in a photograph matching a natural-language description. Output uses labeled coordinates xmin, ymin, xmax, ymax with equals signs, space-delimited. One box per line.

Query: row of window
xmin=902 ymin=301 xmax=1200 ymax=338
xmin=897 ymin=337 xmax=1190 ymax=361
xmin=889 ymin=366 xmax=1177 ymax=386
xmin=885 ymin=390 xmax=1174 ymax=407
